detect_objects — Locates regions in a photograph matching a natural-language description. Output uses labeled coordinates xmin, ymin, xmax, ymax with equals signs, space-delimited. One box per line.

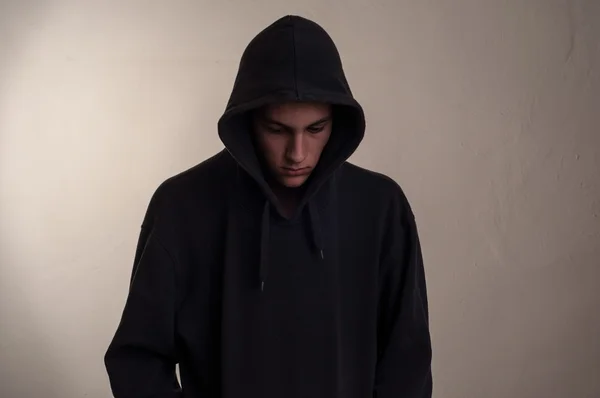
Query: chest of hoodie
xmin=218 ymin=194 xmax=383 ymax=322
xmin=263 ymin=215 xmax=334 ymax=304
xmin=172 ymin=189 xmax=385 ymax=381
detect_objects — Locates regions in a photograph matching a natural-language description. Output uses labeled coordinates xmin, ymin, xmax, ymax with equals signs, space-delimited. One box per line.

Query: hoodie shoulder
xmin=160 ymin=150 xmax=234 ymax=195
xmin=144 ymin=150 xmax=235 ymax=223
xmin=338 ymin=161 xmax=402 ymax=194
xmin=338 ymin=162 xmax=416 ymax=218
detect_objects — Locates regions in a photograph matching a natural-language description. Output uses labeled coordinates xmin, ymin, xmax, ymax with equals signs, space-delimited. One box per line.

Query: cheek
xmin=257 ymin=135 xmax=283 ymax=163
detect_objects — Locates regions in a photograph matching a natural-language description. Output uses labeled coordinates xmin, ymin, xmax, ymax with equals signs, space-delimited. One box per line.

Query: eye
xmin=265 ymin=125 xmax=283 ymax=134
xmin=307 ymin=125 xmax=325 ymax=134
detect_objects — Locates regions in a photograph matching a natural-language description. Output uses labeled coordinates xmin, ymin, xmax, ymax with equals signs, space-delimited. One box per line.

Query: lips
xmin=281 ymin=167 xmax=310 ymax=176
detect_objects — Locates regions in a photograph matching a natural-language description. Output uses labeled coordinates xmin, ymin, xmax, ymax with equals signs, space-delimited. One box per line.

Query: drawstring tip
xmin=261 ymin=281 xmax=265 ymax=292
xmin=320 ymin=249 xmax=324 ymax=260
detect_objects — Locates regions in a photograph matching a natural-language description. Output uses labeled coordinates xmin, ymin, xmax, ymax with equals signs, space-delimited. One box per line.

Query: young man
xmin=105 ymin=15 xmax=432 ymax=398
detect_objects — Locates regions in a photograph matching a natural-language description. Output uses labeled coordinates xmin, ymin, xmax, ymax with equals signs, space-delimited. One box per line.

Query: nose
xmin=286 ymin=132 xmax=306 ymax=164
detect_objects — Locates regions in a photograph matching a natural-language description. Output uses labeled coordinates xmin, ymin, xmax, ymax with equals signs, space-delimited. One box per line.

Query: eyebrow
xmin=262 ymin=116 xmax=332 ymax=129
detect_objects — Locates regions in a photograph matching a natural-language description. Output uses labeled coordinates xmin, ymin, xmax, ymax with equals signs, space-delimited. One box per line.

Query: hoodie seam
xmin=290 ymin=16 xmax=299 ymax=99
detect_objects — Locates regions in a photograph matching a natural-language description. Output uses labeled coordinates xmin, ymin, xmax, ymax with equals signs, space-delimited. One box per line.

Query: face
xmin=253 ymin=102 xmax=332 ymax=188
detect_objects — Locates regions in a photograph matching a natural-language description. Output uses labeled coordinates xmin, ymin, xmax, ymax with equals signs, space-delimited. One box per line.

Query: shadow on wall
xmin=0 ymin=3 xmax=68 ymax=397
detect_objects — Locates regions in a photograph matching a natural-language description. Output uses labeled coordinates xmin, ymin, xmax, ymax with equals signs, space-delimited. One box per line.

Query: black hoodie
xmin=105 ymin=15 xmax=432 ymax=398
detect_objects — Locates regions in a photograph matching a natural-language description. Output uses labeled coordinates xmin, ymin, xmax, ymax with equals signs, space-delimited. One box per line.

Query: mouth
xmin=281 ymin=167 xmax=311 ymax=176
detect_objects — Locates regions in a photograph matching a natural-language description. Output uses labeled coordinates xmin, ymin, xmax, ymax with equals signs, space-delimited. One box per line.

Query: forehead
xmin=259 ymin=101 xmax=332 ymax=124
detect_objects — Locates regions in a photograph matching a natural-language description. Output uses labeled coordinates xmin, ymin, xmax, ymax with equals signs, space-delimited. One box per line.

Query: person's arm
xmin=374 ymin=187 xmax=433 ymax=398
xmin=104 ymin=193 xmax=182 ymax=398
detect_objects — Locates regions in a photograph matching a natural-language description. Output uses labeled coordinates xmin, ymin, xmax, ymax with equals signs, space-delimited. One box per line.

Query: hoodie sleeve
xmin=374 ymin=187 xmax=433 ymax=398
xmin=104 ymin=192 xmax=182 ymax=398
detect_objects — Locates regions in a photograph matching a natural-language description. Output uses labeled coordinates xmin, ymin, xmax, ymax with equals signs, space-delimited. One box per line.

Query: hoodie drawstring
xmin=260 ymin=201 xmax=270 ymax=292
xmin=259 ymin=200 xmax=325 ymax=292
xmin=308 ymin=201 xmax=324 ymax=260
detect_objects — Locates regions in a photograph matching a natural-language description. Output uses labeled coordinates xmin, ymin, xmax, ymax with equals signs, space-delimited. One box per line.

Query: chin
xmin=279 ymin=175 xmax=309 ymax=188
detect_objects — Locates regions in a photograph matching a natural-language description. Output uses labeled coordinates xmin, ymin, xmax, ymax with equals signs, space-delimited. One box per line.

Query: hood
xmin=217 ymin=15 xmax=365 ymax=290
